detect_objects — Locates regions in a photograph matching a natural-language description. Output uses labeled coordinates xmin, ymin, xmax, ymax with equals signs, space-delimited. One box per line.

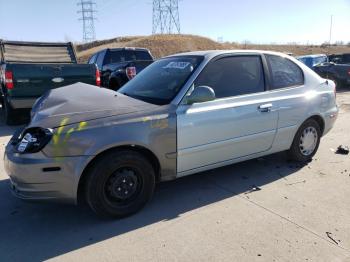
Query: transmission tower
xmin=77 ymin=0 xmax=97 ymax=42
xmin=152 ymin=0 xmax=181 ymax=34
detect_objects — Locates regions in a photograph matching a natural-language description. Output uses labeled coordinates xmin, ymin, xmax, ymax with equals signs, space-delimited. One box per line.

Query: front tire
xmin=288 ymin=119 xmax=321 ymax=162
xmin=85 ymin=150 xmax=155 ymax=218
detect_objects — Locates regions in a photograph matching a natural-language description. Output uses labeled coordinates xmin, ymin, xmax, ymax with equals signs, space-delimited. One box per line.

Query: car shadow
xmin=0 ymin=152 xmax=306 ymax=261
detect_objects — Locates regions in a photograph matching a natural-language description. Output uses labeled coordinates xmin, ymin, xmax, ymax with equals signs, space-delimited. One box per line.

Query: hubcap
xmin=105 ymin=168 xmax=140 ymax=202
xmin=299 ymin=126 xmax=318 ymax=156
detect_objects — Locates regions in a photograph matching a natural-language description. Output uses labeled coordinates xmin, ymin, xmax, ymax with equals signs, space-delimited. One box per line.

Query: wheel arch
xmin=307 ymin=114 xmax=325 ymax=135
xmin=77 ymin=144 xmax=161 ymax=204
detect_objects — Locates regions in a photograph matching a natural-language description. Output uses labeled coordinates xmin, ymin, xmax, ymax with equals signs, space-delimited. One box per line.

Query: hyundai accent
xmin=4 ymin=50 xmax=338 ymax=218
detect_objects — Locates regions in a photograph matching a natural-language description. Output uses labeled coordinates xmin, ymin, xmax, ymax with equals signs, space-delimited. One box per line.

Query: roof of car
xmin=296 ymin=54 xmax=327 ymax=59
xmin=108 ymin=47 xmax=150 ymax=52
xmin=329 ymin=53 xmax=350 ymax=56
xmin=167 ymin=50 xmax=293 ymax=59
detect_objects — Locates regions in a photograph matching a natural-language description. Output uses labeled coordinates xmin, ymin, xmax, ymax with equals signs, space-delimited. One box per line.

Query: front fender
xmin=42 ymin=111 xmax=177 ymax=181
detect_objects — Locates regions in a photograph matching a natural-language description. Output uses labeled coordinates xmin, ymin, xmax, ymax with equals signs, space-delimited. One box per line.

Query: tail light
xmin=5 ymin=71 xmax=14 ymax=89
xmin=348 ymin=70 xmax=350 ymax=76
xmin=95 ymin=68 xmax=101 ymax=87
xmin=126 ymin=67 xmax=137 ymax=80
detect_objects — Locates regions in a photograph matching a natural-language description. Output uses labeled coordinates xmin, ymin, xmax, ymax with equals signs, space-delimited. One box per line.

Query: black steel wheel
xmin=85 ymin=150 xmax=155 ymax=218
xmin=104 ymin=167 xmax=142 ymax=205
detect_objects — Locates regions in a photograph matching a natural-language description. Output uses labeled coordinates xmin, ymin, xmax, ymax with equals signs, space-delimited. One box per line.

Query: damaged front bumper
xmin=4 ymin=142 xmax=89 ymax=204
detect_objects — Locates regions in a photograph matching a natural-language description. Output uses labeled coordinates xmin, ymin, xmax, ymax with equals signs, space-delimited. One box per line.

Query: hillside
xmin=76 ymin=34 xmax=226 ymax=62
xmin=76 ymin=34 xmax=350 ymax=62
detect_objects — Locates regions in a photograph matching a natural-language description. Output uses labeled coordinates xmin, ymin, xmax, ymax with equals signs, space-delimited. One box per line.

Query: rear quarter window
xmin=266 ymin=54 xmax=304 ymax=90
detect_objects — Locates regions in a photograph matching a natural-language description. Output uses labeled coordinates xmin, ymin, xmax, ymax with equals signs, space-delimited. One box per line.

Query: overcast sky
xmin=0 ymin=0 xmax=349 ymax=44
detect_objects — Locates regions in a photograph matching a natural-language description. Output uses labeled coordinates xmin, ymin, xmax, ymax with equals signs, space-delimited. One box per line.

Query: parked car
xmin=5 ymin=50 xmax=338 ymax=218
xmin=313 ymin=53 xmax=350 ymax=88
xmin=328 ymin=53 xmax=350 ymax=64
xmin=88 ymin=47 xmax=154 ymax=90
xmin=0 ymin=40 xmax=100 ymax=125
xmin=296 ymin=54 xmax=328 ymax=70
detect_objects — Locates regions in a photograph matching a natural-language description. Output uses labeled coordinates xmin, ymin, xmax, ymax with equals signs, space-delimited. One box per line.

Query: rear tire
xmin=329 ymin=76 xmax=343 ymax=89
xmin=108 ymin=78 xmax=122 ymax=91
xmin=288 ymin=119 xmax=321 ymax=162
xmin=85 ymin=150 xmax=155 ymax=218
xmin=3 ymin=99 xmax=18 ymax=125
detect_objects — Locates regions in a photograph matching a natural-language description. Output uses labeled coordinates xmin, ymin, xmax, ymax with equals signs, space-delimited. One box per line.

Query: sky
xmin=0 ymin=0 xmax=349 ymax=45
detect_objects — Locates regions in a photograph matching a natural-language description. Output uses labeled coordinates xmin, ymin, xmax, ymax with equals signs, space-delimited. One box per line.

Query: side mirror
xmin=185 ymin=86 xmax=216 ymax=105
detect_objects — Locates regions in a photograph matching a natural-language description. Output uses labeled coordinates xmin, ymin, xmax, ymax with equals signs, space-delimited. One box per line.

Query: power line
xmin=152 ymin=0 xmax=180 ymax=34
xmin=77 ymin=0 xmax=97 ymax=42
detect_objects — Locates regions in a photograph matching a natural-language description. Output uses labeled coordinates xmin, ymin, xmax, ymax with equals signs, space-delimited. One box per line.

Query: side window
xmin=194 ymin=55 xmax=265 ymax=99
xmin=321 ymin=56 xmax=328 ymax=63
xmin=266 ymin=55 xmax=304 ymax=89
xmin=96 ymin=52 xmax=105 ymax=69
xmin=135 ymin=51 xmax=152 ymax=60
xmin=88 ymin=54 xmax=97 ymax=64
xmin=343 ymin=54 xmax=350 ymax=64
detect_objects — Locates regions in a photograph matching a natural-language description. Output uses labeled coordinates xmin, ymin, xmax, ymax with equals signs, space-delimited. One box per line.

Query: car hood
xmin=30 ymin=82 xmax=157 ymax=128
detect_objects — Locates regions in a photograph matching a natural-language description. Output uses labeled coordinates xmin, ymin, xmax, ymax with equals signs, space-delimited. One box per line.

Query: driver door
xmin=176 ymin=54 xmax=279 ymax=176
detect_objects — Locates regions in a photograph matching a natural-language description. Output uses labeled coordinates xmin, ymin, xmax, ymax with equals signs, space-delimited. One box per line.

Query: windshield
xmin=298 ymin=57 xmax=313 ymax=68
xmin=313 ymin=56 xmax=328 ymax=66
xmin=106 ymin=50 xmax=153 ymax=64
xmin=119 ymin=56 xmax=203 ymax=105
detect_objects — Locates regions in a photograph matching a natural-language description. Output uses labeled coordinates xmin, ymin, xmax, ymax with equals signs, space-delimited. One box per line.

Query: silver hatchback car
xmin=5 ymin=50 xmax=338 ymax=218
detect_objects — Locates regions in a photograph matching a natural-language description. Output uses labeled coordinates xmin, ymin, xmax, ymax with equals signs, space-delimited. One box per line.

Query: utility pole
xmin=77 ymin=0 xmax=97 ymax=42
xmin=329 ymin=15 xmax=333 ymax=46
xmin=152 ymin=0 xmax=181 ymax=34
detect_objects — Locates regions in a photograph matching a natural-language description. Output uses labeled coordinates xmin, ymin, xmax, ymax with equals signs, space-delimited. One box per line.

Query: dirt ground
xmin=0 ymin=89 xmax=350 ymax=262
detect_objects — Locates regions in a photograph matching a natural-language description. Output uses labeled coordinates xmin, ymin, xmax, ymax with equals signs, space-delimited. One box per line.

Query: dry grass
xmin=76 ymin=34 xmax=350 ymax=63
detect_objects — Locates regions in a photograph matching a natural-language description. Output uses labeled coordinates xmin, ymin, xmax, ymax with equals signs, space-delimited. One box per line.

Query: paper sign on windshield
xmin=163 ymin=62 xmax=191 ymax=69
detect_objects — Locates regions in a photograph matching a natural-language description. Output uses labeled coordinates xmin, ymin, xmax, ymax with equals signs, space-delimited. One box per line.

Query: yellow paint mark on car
xmin=52 ymin=119 xmax=89 ymax=159
xmin=77 ymin=121 xmax=87 ymax=131
xmin=151 ymin=119 xmax=169 ymax=129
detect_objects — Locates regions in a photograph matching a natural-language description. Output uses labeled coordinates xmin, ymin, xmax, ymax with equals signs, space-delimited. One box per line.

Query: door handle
xmin=258 ymin=103 xmax=273 ymax=113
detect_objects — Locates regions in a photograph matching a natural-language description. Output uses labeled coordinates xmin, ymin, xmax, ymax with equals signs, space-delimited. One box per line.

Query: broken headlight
xmin=16 ymin=127 xmax=53 ymax=154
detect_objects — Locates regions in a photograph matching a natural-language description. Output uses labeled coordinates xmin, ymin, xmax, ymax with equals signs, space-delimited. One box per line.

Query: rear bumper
xmin=4 ymin=144 xmax=90 ymax=204
xmin=9 ymin=97 xmax=37 ymax=109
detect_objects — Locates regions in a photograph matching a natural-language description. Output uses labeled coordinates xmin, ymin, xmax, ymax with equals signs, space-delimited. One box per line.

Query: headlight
xmin=16 ymin=127 xmax=53 ymax=154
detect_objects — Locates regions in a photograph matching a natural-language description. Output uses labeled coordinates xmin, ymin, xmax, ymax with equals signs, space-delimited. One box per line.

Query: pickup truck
xmin=314 ymin=53 xmax=350 ymax=88
xmin=0 ymin=40 xmax=100 ymax=124
xmin=88 ymin=47 xmax=154 ymax=90
xmin=296 ymin=54 xmax=328 ymax=70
